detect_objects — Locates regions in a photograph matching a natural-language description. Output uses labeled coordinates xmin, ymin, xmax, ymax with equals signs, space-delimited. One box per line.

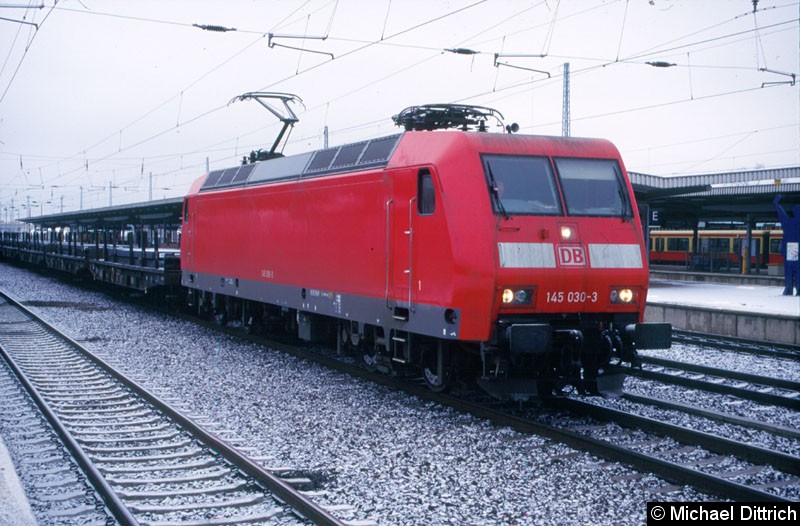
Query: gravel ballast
xmin=0 ymin=264 xmax=729 ymax=525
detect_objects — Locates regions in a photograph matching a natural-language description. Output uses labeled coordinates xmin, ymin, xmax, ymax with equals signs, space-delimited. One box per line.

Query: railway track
xmin=0 ymin=359 xmax=114 ymax=525
xmin=672 ymin=329 xmax=800 ymax=361
xmin=189 ymin=318 xmax=798 ymax=502
xmin=3 ymin=270 xmax=797 ymax=512
xmin=630 ymin=355 xmax=800 ymax=410
xmin=0 ymin=290 xmax=365 ymax=526
xmin=546 ymin=397 xmax=799 ymax=499
xmin=393 ymin=383 xmax=797 ymax=502
xmin=444 ymin=392 xmax=796 ymax=502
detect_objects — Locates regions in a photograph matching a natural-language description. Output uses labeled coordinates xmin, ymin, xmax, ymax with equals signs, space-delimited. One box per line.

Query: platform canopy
xmin=15 ymin=166 xmax=800 ymax=230
xmin=19 ymin=197 xmax=184 ymax=228
xmin=630 ymin=166 xmax=800 ymax=227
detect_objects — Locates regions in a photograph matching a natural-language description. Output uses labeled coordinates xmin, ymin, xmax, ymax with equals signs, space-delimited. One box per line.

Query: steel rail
xmin=628 ymin=367 xmax=800 ymax=411
xmin=0 ymin=289 xmax=349 ymax=526
xmin=26 ymin=282 xmax=793 ymax=506
xmin=411 ymin=388 xmax=792 ymax=502
xmin=0 ymin=303 xmax=139 ymax=525
xmin=550 ymin=397 xmax=800 ymax=476
xmin=621 ymin=393 xmax=800 ymax=441
xmin=672 ymin=330 xmax=800 ymax=361
xmin=193 ymin=317 xmax=792 ymax=502
xmin=640 ymin=355 xmax=800 ymax=392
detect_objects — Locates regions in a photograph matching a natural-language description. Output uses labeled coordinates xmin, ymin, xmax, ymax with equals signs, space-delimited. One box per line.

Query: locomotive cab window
xmin=554 ymin=158 xmax=632 ymax=217
xmin=417 ymin=169 xmax=435 ymax=215
xmin=482 ymin=155 xmax=561 ymax=215
xmin=183 ymin=198 xmax=189 ymax=222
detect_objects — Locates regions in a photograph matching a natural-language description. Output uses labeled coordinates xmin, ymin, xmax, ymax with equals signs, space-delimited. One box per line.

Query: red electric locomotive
xmin=181 ymin=98 xmax=670 ymax=399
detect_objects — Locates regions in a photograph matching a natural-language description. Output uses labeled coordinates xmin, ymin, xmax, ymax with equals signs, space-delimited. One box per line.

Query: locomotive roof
xmin=196 ymin=130 xmax=620 ymax=194
xmin=199 ymin=134 xmax=403 ymax=192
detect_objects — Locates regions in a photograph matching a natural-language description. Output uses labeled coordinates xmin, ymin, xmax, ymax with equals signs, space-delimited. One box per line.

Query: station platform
xmin=645 ymin=273 xmax=800 ymax=345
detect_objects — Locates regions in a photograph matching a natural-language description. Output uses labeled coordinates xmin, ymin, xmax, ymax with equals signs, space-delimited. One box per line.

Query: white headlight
xmin=502 ymin=289 xmax=515 ymax=303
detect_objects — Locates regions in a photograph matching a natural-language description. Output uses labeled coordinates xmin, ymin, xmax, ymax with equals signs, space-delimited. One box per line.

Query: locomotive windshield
xmin=483 ymin=155 xmax=562 ymax=215
xmin=554 ymin=158 xmax=632 ymax=217
xmin=482 ymin=155 xmax=632 ymax=218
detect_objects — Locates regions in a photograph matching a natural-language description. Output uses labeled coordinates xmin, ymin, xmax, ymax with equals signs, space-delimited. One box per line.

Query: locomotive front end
xmin=475 ymin=139 xmax=671 ymax=399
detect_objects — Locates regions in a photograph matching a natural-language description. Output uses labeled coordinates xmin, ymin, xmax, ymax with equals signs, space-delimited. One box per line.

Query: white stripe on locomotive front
xmin=497 ymin=242 xmax=642 ymax=269
xmin=588 ymin=243 xmax=643 ymax=268
xmin=497 ymin=243 xmax=556 ymax=268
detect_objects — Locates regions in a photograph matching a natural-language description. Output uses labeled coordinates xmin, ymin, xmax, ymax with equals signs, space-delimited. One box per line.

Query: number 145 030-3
xmin=545 ymin=291 xmax=598 ymax=303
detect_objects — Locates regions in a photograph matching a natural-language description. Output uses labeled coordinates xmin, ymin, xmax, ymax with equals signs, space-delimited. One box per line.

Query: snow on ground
xmin=0 ymin=264 xmax=719 ymax=525
xmin=647 ymin=280 xmax=800 ymax=317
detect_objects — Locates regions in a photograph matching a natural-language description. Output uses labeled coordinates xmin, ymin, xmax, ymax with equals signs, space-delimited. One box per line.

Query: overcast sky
xmin=1 ymin=0 xmax=798 ymax=217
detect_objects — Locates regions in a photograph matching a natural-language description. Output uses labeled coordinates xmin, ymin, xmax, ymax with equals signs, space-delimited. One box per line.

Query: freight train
xmin=1 ymin=102 xmax=671 ymax=399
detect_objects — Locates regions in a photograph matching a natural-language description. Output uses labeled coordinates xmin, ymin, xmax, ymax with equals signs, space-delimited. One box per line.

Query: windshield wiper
xmin=614 ymin=166 xmax=631 ymax=222
xmin=486 ymin=163 xmax=510 ymax=220
xmin=618 ymin=187 xmax=631 ymax=222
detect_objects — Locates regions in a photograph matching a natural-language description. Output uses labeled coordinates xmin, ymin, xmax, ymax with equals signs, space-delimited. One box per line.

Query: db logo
xmin=557 ymin=245 xmax=586 ymax=266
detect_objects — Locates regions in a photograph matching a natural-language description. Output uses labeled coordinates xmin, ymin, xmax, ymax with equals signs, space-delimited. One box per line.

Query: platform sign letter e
xmin=557 ymin=245 xmax=586 ymax=267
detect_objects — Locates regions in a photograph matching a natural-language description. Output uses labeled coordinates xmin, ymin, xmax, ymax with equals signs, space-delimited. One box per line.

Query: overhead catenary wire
xmin=31 ymin=2 xmax=788 ymax=175
xmin=676 ymin=131 xmax=758 ymax=174
xmin=452 ymin=15 xmax=799 ymax=110
xmin=524 ymin=84 xmax=791 ymax=131
xmin=624 ymin=122 xmax=797 ymax=154
xmin=32 ymin=1 xmax=318 ymax=180
xmin=256 ymin=0 xmax=489 ymax=92
xmin=615 ymin=0 xmax=629 ymax=62
xmin=0 ymin=1 xmax=55 ymax=106
xmin=638 ymin=147 xmax=800 ymax=173
xmin=19 ymin=0 xmax=492 ymax=203
xmin=3 ymin=0 xmax=798 ymax=211
xmin=0 ymin=7 xmax=28 ymax=80
xmin=540 ymin=0 xmax=560 ymax=57
xmin=49 ymin=1 xmax=489 ymax=167
xmin=380 ymin=0 xmax=392 ymax=40
xmin=34 ymin=35 xmax=263 ymax=183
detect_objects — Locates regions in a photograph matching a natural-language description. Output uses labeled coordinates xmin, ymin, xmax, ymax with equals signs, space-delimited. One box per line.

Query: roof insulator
xmin=193 ymin=24 xmax=236 ymax=32
xmin=646 ymin=61 xmax=677 ymax=68
xmin=445 ymin=47 xmax=479 ymax=55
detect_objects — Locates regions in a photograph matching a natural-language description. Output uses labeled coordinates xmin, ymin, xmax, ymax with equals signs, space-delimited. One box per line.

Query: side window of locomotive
xmin=183 ymin=198 xmax=189 ymax=222
xmin=554 ymin=158 xmax=632 ymax=217
xmin=417 ymin=169 xmax=435 ymax=215
xmin=770 ymin=238 xmax=782 ymax=254
xmin=482 ymin=155 xmax=561 ymax=215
